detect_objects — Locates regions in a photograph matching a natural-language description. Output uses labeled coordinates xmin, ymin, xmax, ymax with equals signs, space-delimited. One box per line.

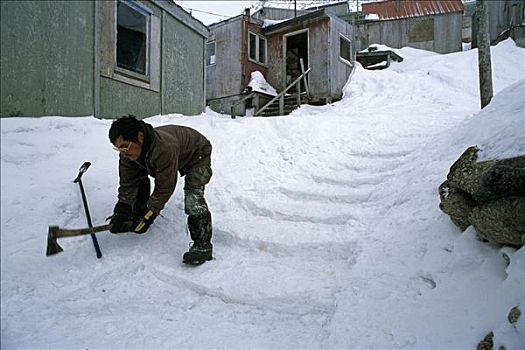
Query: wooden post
xmin=296 ymin=81 xmax=301 ymax=106
xmin=476 ymin=0 xmax=493 ymax=109
xmin=299 ymin=58 xmax=310 ymax=99
xmin=279 ymin=95 xmax=284 ymax=115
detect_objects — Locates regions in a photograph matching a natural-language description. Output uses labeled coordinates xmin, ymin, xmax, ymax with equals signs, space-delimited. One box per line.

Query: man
xmin=108 ymin=115 xmax=213 ymax=265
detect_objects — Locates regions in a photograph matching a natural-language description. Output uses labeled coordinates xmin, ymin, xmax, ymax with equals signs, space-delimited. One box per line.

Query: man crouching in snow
xmin=108 ymin=115 xmax=213 ymax=265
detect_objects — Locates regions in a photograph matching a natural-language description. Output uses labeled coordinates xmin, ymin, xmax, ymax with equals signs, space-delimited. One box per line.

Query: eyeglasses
xmin=113 ymin=141 xmax=132 ymax=153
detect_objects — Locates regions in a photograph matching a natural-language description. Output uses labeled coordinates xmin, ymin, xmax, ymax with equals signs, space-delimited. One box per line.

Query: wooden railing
xmin=230 ymin=92 xmax=254 ymax=119
xmin=255 ymin=63 xmax=311 ymax=116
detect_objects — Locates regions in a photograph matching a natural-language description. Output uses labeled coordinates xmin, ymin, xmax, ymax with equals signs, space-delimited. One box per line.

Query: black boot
xmin=183 ymin=211 xmax=213 ymax=265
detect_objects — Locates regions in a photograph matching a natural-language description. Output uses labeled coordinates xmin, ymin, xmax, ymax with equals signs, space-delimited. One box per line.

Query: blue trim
xmin=120 ymin=0 xmax=153 ymax=15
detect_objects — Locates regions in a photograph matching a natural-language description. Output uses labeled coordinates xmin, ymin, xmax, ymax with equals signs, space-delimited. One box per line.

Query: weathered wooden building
xmin=263 ymin=10 xmax=355 ymax=102
xmin=206 ymin=7 xmax=354 ymax=117
xmin=464 ymin=0 xmax=525 ymax=48
xmin=356 ymin=0 xmax=465 ymax=54
xmin=1 ymin=0 xmax=208 ymax=118
xmin=251 ymin=0 xmax=350 ymax=21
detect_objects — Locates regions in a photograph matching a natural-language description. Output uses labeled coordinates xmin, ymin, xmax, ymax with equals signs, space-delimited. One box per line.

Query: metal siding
xmin=323 ymin=3 xmax=349 ymax=16
xmin=205 ymin=41 xmax=217 ymax=101
xmin=99 ymin=76 xmax=160 ymax=118
xmin=471 ymin=0 xmax=525 ymax=47
xmin=367 ymin=22 xmax=382 ymax=47
xmin=364 ymin=12 xmax=462 ymax=53
xmin=253 ymin=8 xmax=307 ymax=21
xmin=406 ymin=17 xmax=434 ymax=51
xmin=382 ymin=20 xmax=405 ymax=48
xmin=330 ymin=18 xmax=354 ymax=100
xmin=206 ymin=19 xmax=243 ymax=100
xmin=434 ymin=13 xmax=463 ymax=53
xmin=1 ymin=1 xmax=94 ymax=117
xmin=309 ymin=20 xmax=330 ymax=97
xmin=487 ymin=0 xmax=524 ymax=42
xmin=162 ymin=14 xmax=205 ymax=115
xmin=362 ymin=0 xmax=464 ymax=20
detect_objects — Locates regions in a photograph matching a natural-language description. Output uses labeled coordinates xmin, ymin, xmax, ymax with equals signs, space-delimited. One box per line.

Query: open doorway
xmin=284 ymin=30 xmax=309 ymax=93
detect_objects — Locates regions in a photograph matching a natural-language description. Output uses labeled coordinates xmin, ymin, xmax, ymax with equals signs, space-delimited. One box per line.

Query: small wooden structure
xmin=347 ymin=0 xmax=466 ymax=54
xmin=206 ymin=8 xmax=355 ymax=117
xmin=356 ymin=47 xmax=403 ymax=70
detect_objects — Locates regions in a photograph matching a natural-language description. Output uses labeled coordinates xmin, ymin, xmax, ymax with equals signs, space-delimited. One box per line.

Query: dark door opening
xmin=285 ymin=31 xmax=308 ymax=93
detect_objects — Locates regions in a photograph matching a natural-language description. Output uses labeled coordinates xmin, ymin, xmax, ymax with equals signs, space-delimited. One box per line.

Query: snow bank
xmin=247 ymin=71 xmax=278 ymax=96
xmin=1 ymin=39 xmax=524 ymax=349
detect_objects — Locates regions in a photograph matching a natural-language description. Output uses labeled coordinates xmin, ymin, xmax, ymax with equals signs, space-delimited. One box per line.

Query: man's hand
xmin=109 ymin=202 xmax=134 ymax=233
xmin=133 ymin=209 xmax=157 ymax=234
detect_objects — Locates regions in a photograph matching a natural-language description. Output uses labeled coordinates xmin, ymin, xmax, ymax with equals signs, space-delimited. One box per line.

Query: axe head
xmin=46 ymin=226 xmax=64 ymax=256
xmin=73 ymin=161 xmax=91 ymax=183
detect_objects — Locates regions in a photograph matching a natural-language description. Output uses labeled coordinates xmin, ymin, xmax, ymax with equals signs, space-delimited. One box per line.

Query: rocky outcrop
xmin=476 ymin=306 xmax=522 ymax=350
xmin=439 ymin=146 xmax=525 ymax=247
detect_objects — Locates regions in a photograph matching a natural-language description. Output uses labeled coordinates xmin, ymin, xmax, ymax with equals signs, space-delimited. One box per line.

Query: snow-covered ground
xmin=1 ymin=39 xmax=524 ymax=349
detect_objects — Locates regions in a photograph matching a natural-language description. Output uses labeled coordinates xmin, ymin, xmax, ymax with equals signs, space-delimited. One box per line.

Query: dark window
xmin=206 ymin=41 xmax=216 ymax=66
xmin=259 ymin=36 xmax=267 ymax=64
xmin=249 ymin=32 xmax=257 ymax=61
xmin=340 ymin=35 xmax=351 ymax=62
xmin=248 ymin=32 xmax=267 ymax=65
xmin=117 ymin=1 xmax=148 ymax=75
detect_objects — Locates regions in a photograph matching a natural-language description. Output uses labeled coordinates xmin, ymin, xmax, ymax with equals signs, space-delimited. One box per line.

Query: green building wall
xmin=1 ymin=1 xmax=95 ymax=117
xmin=162 ymin=14 xmax=205 ymax=116
xmin=99 ymin=77 xmax=161 ymax=119
xmin=1 ymin=1 xmax=206 ymax=119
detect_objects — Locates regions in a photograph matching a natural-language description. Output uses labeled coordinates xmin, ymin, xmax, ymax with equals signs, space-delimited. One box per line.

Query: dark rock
xmin=469 ymin=196 xmax=525 ymax=247
xmin=447 ymin=146 xmax=525 ymax=202
xmin=439 ymin=146 xmax=525 ymax=247
xmin=438 ymin=180 xmax=475 ymax=231
xmin=477 ymin=332 xmax=493 ymax=350
xmin=508 ymin=306 xmax=521 ymax=325
xmin=447 ymin=146 xmax=482 ymax=195
xmin=475 ymin=159 xmax=525 ymax=202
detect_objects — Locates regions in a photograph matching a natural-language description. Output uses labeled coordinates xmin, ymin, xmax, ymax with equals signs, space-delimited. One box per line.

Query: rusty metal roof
xmin=362 ymin=0 xmax=465 ymax=20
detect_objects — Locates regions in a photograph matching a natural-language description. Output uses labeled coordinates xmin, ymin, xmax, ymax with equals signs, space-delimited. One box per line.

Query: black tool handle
xmin=77 ymin=177 xmax=103 ymax=259
xmin=74 ymin=162 xmax=91 ymax=183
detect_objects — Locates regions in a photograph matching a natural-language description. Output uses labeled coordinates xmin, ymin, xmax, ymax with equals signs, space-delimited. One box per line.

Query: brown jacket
xmin=118 ymin=122 xmax=212 ymax=214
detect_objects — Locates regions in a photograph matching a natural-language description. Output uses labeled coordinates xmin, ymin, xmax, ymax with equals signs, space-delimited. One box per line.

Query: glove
xmin=109 ymin=202 xmax=134 ymax=233
xmin=133 ymin=209 xmax=157 ymax=234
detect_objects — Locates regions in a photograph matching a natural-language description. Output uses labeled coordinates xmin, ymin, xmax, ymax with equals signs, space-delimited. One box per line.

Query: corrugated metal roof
xmin=362 ymin=0 xmax=465 ymax=20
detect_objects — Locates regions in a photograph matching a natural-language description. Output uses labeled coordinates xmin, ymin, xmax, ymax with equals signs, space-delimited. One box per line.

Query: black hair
xmin=108 ymin=115 xmax=144 ymax=143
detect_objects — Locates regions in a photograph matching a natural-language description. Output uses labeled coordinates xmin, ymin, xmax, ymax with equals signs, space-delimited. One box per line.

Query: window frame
xmin=338 ymin=33 xmax=353 ymax=67
xmin=248 ymin=31 xmax=267 ymax=65
xmin=114 ymin=0 xmax=152 ymax=81
xmin=206 ymin=40 xmax=216 ymax=66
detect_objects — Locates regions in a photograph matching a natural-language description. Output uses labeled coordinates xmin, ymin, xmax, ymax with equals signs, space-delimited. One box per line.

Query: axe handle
xmin=76 ymin=177 xmax=102 ymax=258
xmin=53 ymin=224 xmax=113 ymax=238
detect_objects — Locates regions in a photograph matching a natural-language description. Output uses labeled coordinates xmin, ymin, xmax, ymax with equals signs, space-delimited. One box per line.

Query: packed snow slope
xmin=1 ymin=39 xmax=524 ymax=349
